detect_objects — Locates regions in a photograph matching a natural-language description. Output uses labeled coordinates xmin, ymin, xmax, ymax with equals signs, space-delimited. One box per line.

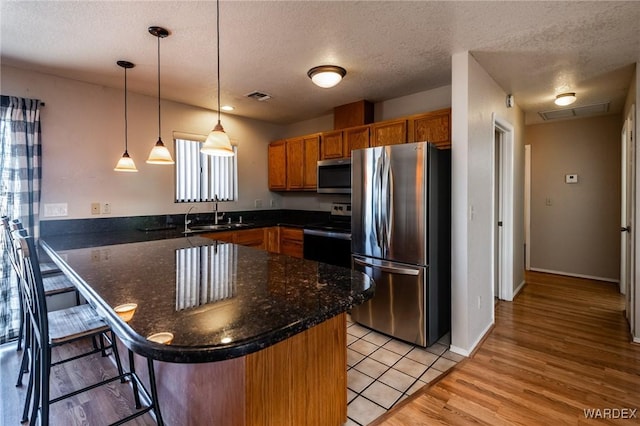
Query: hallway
xmin=374 ymin=271 xmax=640 ymax=425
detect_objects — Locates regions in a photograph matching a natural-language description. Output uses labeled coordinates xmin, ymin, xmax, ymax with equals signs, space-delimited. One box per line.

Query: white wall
xmin=450 ymin=52 xmax=525 ymax=356
xmin=1 ymin=65 xmax=284 ymax=219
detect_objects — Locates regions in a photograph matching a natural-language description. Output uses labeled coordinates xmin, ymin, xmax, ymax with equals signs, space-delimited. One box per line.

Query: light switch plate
xmin=565 ymin=174 xmax=578 ymax=184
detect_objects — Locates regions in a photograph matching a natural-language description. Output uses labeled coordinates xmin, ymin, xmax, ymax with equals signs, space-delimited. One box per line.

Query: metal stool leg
xmin=128 ymin=350 xmax=142 ymax=409
xmin=147 ymin=358 xmax=164 ymax=426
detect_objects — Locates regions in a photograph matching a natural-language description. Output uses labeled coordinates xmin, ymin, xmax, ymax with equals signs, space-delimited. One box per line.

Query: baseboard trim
xmin=513 ymin=279 xmax=526 ymax=298
xmin=450 ymin=320 xmax=494 ymax=358
xmin=529 ymin=267 xmax=619 ymax=284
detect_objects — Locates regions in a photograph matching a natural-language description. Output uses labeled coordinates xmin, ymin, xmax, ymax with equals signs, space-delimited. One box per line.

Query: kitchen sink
xmin=188 ymin=224 xmax=232 ymax=231
xmin=185 ymin=222 xmax=254 ymax=233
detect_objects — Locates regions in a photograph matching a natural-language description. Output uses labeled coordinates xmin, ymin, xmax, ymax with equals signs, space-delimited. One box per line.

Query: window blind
xmin=175 ymin=138 xmax=237 ymax=202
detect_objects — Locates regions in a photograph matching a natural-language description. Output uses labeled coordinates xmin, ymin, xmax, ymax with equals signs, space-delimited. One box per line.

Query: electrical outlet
xmin=102 ymin=202 xmax=111 ymax=214
xmin=565 ymin=174 xmax=578 ymax=184
xmin=270 ymin=198 xmax=276 ymax=208
xmin=91 ymin=202 xmax=100 ymax=215
xmin=254 ymin=199 xmax=263 ymax=208
xmin=545 ymin=197 xmax=552 ymax=206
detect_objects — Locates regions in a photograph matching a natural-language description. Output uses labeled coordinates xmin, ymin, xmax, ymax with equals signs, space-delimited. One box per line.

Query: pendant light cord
xmin=157 ymin=34 xmax=162 ymax=140
xmin=216 ymin=0 xmax=221 ymax=125
xmin=124 ymin=66 xmax=129 ymax=152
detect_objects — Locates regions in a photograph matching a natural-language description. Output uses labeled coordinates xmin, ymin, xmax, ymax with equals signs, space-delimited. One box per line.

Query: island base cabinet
xmin=138 ymin=313 xmax=347 ymax=426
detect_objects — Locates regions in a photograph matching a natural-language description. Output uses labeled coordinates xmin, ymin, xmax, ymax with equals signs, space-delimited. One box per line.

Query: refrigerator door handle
xmin=353 ymin=257 xmax=420 ymax=276
xmin=374 ymin=153 xmax=384 ymax=249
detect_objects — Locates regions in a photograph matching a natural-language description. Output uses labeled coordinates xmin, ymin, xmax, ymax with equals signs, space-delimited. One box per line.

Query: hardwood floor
xmin=373 ymin=271 xmax=640 ymax=425
xmin=1 ymin=338 xmax=155 ymax=425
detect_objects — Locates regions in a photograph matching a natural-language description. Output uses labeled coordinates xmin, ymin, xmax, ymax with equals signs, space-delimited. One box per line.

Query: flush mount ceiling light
xmin=307 ymin=65 xmax=347 ymax=88
xmin=114 ymin=60 xmax=138 ymax=172
xmin=201 ymin=0 xmax=234 ymax=157
xmin=146 ymin=26 xmax=175 ymax=165
xmin=554 ymin=92 xmax=577 ymax=106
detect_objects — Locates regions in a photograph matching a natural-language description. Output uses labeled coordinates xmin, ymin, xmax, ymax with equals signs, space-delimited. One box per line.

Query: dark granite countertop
xmin=41 ymin=236 xmax=374 ymax=363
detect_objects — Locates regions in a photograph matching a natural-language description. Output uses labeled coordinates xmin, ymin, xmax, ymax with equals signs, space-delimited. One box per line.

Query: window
xmin=175 ymin=137 xmax=237 ymax=202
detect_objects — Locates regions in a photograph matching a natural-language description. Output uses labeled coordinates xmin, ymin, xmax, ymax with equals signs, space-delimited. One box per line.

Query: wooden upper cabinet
xmin=408 ymin=108 xmax=451 ymax=149
xmin=344 ymin=125 xmax=370 ymax=156
xmin=286 ymin=137 xmax=305 ymax=190
xmin=370 ymin=119 xmax=407 ymax=147
xmin=320 ymin=131 xmax=344 ymax=160
xmin=284 ymin=134 xmax=319 ymax=191
xmin=268 ymin=140 xmax=287 ymax=190
xmin=302 ymin=134 xmax=319 ymax=189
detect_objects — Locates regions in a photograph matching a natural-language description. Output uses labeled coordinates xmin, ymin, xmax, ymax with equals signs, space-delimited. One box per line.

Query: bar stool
xmin=1 ymin=217 xmax=79 ymax=354
xmin=14 ymin=233 xmax=163 ymax=425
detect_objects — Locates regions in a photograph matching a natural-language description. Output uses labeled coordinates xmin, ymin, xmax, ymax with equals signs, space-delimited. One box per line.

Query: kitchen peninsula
xmin=40 ymin=235 xmax=374 ymax=426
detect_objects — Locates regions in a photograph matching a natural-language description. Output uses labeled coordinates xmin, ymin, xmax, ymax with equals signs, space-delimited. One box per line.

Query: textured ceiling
xmin=1 ymin=1 xmax=638 ymax=125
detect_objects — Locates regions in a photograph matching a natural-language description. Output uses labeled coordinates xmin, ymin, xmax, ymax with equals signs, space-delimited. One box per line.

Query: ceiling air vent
xmin=539 ymin=102 xmax=610 ymax=121
xmin=245 ymin=91 xmax=272 ymax=102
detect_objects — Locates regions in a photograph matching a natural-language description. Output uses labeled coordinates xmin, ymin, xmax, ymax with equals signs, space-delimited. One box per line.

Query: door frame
xmin=492 ymin=113 xmax=515 ymax=302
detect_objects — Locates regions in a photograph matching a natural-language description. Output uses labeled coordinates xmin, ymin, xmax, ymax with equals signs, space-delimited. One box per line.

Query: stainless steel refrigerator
xmin=351 ymin=142 xmax=450 ymax=347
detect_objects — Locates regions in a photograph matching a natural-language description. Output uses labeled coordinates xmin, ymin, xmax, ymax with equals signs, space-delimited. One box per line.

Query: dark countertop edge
xmin=121 ymin=291 xmax=373 ymax=363
xmin=40 ymin=239 xmax=374 ymax=364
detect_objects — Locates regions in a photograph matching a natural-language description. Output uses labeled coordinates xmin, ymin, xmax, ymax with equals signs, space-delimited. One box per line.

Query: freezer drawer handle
xmin=353 ymin=257 xmax=420 ymax=276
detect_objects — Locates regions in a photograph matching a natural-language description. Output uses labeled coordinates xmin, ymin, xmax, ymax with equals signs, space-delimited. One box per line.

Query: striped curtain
xmin=0 ymin=96 xmax=42 ymax=344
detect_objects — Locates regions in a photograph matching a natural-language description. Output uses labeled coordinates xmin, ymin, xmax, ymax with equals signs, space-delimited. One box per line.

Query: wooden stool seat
xmin=48 ymin=304 xmax=110 ymax=345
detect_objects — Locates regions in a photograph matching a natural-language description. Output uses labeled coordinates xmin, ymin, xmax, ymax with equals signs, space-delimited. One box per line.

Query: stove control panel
xmin=330 ymin=203 xmax=351 ymax=217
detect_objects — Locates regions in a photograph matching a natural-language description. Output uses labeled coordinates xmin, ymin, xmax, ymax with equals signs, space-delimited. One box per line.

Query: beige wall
xmin=526 ymin=115 xmax=622 ymax=281
xmin=1 ymin=65 xmax=284 ymax=219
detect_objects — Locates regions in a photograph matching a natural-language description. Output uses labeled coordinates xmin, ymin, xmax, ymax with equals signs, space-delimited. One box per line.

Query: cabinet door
xmin=268 ymin=140 xmax=287 ymax=190
xmin=201 ymin=231 xmax=235 ymax=243
xmin=303 ymin=135 xmax=320 ymax=189
xmin=371 ymin=119 xmax=407 ymax=147
xmin=265 ymin=227 xmax=280 ymax=253
xmin=321 ymin=131 xmax=345 ymax=160
xmin=279 ymin=227 xmax=304 ymax=258
xmin=234 ymin=228 xmax=266 ymax=249
xmin=344 ymin=125 xmax=370 ymax=156
xmin=409 ymin=109 xmax=451 ymax=149
xmin=286 ymin=137 xmax=305 ymax=190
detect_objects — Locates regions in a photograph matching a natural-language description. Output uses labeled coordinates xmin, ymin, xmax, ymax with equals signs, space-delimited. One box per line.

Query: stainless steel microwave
xmin=317 ymin=158 xmax=351 ymax=194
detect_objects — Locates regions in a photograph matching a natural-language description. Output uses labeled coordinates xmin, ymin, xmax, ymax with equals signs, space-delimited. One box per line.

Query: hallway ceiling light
xmin=114 ymin=60 xmax=138 ymax=172
xmin=146 ymin=26 xmax=175 ymax=165
xmin=307 ymin=65 xmax=347 ymax=88
xmin=201 ymin=0 xmax=234 ymax=157
xmin=554 ymin=92 xmax=577 ymax=106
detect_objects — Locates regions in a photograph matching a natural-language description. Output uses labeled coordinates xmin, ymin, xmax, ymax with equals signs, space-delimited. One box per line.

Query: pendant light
xmin=201 ymin=0 xmax=234 ymax=157
xmin=146 ymin=26 xmax=175 ymax=164
xmin=114 ymin=60 xmax=138 ymax=172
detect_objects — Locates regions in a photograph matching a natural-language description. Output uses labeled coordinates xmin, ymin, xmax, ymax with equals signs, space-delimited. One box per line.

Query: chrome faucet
xmin=213 ymin=195 xmax=225 ymax=225
xmin=184 ymin=206 xmax=195 ymax=233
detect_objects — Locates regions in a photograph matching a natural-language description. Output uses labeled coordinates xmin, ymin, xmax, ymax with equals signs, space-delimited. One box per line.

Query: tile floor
xmin=344 ymin=315 xmax=464 ymax=426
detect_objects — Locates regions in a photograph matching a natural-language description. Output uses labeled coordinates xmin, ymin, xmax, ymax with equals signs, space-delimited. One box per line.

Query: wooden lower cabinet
xmin=137 ymin=313 xmax=347 ymax=426
xmin=200 ymin=226 xmax=302 ymax=257
xmin=279 ymin=227 xmax=304 ymax=258
xmin=265 ymin=227 xmax=280 ymax=253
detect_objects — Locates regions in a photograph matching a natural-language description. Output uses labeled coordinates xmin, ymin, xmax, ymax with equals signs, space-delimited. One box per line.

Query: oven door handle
xmin=303 ymin=229 xmax=352 ymax=241
xmin=353 ymin=257 xmax=420 ymax=276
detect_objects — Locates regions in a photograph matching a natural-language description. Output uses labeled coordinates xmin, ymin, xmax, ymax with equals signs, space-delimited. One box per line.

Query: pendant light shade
xmin=307 ymin=65 xmax=347 ymax=88
xmin=202 ymin=0 xmax=234 ymax=157
xmin=114 ymin=60 xmax=138 ymax=172
xmin=147 ymin=26 xmax=174 ymax=165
